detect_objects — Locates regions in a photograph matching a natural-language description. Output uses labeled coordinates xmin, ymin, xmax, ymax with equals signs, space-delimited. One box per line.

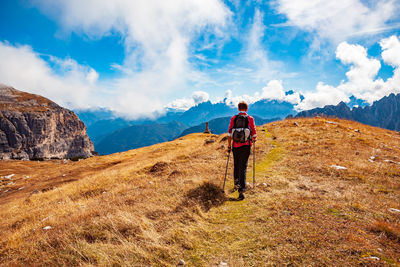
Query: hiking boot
xmin=238 ymin=192 xmax=245 ymax=200
xmin=229 ymin=185 xmax=239 ymax=193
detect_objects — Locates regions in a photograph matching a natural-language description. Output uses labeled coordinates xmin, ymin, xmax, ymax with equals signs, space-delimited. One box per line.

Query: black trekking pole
xmin=253 ymin=142 xmax=255 ymax=189
xmin=222 ymin=150 xmax=231 ymax=192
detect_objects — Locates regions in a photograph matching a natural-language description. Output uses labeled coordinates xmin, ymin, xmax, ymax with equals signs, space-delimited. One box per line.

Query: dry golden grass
xmin=0 ymin=118 xmax=400 ymax=266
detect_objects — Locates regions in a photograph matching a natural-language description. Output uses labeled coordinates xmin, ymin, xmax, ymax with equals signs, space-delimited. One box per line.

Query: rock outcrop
xmin=0 ymin=85 xmax=94 ymax=160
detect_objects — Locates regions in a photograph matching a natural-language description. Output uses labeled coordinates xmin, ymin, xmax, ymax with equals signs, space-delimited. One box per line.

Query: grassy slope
xmin=0 ymin=118 xmax=400 ymax=266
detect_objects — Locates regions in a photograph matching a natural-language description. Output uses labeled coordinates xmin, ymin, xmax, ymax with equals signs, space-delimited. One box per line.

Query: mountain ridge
xmin=294 ymin=93 xmax=400 ymax=131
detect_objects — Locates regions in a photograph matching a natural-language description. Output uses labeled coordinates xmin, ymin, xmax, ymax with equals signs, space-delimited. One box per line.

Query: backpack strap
xmin=233 ymin=115 xmax=238 ymax=128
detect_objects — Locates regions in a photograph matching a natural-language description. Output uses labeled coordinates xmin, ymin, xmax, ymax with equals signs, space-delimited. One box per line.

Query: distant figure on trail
xmin=227 ymin=101 xmax=257 ymax=200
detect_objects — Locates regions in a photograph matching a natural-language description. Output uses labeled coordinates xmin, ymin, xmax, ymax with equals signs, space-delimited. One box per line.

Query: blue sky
xmin=1 ymin=0 xmax=400 ymax=118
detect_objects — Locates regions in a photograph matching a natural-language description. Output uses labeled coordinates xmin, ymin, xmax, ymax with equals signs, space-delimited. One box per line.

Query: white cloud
xmin=261 ymin=80 xmax=286 ymax=100
xmin=380 ymin=35 xmax=400 ymax=67
xmin=15 ymin=0 xmax=231 ymax=118
xmin=296 ymin=35 xmax=400 ymax=110
xmin=245 ymin=9 xmax=277 ymax=82
xmin=275 ymin=0 xmax=399 ymax=43
xmin=166 ymin=90 xmax=210 ymax=110
xmin=0 ymin=42 xmax=98 ymax=109
xmin=295 ymin=82 xmax=350 ymax=111
xmin=192 ymin=91 xmax=210 ymax=104
xmin=222 ymin=80 xmax=301 ymax=107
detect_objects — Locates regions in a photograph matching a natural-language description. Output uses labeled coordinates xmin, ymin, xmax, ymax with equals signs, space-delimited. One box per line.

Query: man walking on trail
xmin=227 ymin=101 xmax=257 ymax=200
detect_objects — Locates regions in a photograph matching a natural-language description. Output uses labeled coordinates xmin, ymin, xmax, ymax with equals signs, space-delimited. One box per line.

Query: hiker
xmin=227 ymin=101 xmax=257 ymax=200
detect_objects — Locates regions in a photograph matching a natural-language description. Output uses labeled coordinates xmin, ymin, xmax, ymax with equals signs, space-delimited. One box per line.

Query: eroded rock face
xmin=0 ymin=85 xmax=94 ymax=160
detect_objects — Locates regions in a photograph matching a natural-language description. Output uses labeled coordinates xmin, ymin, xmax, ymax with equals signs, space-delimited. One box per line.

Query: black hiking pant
xmin=232 ymin=145 xmax=251 ymax=193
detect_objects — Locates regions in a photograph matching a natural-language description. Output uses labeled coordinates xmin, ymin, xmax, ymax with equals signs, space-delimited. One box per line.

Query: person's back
xmin=227 ymin=101 xmax=257 ymax=200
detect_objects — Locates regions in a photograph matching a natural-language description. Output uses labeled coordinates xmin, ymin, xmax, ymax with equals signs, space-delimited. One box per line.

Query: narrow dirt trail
xmin=180 ymin=128 xmax=286 ymax=266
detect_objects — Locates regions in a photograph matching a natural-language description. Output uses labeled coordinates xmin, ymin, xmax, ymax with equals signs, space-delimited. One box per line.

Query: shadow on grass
xmin=175 ymin=182 xmax=227 ymax=212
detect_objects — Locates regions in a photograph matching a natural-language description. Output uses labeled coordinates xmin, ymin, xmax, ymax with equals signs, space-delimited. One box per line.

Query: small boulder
xmin=330 ymin=165 xmax=347 ymax=170
xmin=42 ymin=226 xmax=52 ymax=230
xmin=389 ymin=208 xmax=400 ymax=213
xmin=326 ymin=121 xmax=338 ymax=125
xmin=177 ymin=259 xmax=186 ymax=266
xmin=4 ymin=174 xmax=14 ymax=180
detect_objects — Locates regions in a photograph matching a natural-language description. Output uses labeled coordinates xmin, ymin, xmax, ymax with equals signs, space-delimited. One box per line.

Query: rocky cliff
xmin=294 ymin=93 xmax=400 ymax=131
xmin=0 ymin=85 xmax=94 ymax=160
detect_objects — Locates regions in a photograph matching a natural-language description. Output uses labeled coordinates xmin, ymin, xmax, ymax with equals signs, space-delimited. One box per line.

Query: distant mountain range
xmin=95 ymin=121 xmax=187 ymax=155
xmin=76 ymin=95 xmax=300 ymax=154
xmin=294 ymin=93 xmax=400 ymax=131
xmin=75 ymin=93 xmax=386 ymax=155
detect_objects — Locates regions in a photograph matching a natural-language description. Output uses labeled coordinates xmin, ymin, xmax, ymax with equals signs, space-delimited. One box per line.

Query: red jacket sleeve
xmin=228 ymin=115 xmax=236 ymax=136
xmin=249 ymin=116 xmax=257 ymax=137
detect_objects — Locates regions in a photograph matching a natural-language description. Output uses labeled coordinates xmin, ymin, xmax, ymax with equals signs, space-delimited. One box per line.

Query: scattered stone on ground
xmin=326 ymin=121 xmax=338 ymax=125
xmin=389 ymin=208 xmax=400 ymax=213
xmin=18 ymin=187 xmax=24 ymax=190
xmin=369 ymin=156 xmax=375 ymax=163
xmin=384 ymin=159 xmax=395 ymax=164
xmin=355 ymin=151 xmax=360 ymax=155
xmin=218 ymin=261 xmax=228 ymax=266
xmin=330 ymin=165 xmax=347 ymax=170
xmin=4 ymin=174 xmax=14 ymax=179
xmin=293 ymin=122 xmax=299 ymax=126
xmin=368 ymin=256 xmax=380 ymax=261
xmin=41 ymin=215 xmax=53 ymax=222
xmin=177 ymin=259 xmax=186 ymax=265
xmin=354 ymin=129 xmax=361 ymax=133
xmin=42 ymin=226 xmax=52 ymax=230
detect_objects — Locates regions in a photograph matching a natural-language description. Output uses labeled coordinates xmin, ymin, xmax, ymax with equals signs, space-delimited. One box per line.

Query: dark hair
xmin=238 ymin=101 xmax=248 ymax=111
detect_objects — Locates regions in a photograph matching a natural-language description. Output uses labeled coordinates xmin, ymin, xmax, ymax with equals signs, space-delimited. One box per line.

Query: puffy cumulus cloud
xmin=166 ymin=91 xmax=209 ymax=110
xmin=192 ymin=91 xmax=210 ymax=104
xmin=258 ymin=80 xmax=301 ymax=104
xmin=222 ymin=80 xmax=301 ymax=107
xmin=275 ymin=0 xmax=399 ymax=42
xmin=0 ymin=42 xmax=99 ymax=109
xmin=296 ymin=35 xmax=400 ymax=110
xmin=295 ymin=82 xmax=350 ymax=111
xmin=380 ymin=35 xmax=400 ymax=67
xmin=26 ymin=0 xmax=231 ymax=118
xmin=261 ymin=80 xmax=286 ymax=100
